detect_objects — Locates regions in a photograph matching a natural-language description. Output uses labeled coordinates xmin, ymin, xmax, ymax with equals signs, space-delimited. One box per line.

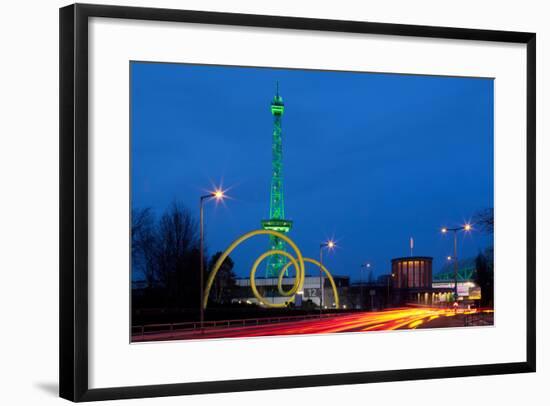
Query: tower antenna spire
xmin=261 ymin=84 xmax=293 ymax=278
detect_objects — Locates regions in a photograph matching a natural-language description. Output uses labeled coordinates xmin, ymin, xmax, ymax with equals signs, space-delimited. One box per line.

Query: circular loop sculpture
xmin=203 ymin=229 xmax=340 ymax=309
xmin=302 ymin=257 xmax=340 ymax=309
xmin=250 ymin=249 xmax=300 ymax=307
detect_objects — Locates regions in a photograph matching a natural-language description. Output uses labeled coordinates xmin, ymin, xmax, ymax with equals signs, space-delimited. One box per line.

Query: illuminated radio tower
xmin=261 ymin=83 xmax=293 ymax=278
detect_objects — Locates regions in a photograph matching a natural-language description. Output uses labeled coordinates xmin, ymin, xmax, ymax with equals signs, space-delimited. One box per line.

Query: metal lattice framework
xmin=434 ymin=267 xmax=476 ymax=282
xmin=261 ymin=84 xmax=293 ymax=278
xmin=434 ymin=260 xmax=477 ymax=282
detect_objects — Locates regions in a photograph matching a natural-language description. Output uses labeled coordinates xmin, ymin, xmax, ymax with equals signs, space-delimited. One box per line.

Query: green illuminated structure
xmin=262 ymin=84 xmax=293 ymax=278
xmin=434 ymin=258 xmax=477 ymax=282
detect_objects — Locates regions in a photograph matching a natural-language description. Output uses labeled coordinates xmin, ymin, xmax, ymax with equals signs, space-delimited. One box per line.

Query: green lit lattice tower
xmin=261 ymin=84 xmax=293 ymax=278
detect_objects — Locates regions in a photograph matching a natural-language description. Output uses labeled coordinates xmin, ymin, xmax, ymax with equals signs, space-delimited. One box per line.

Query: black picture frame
xmin=60 ymin=3 xmax=536 ymax=402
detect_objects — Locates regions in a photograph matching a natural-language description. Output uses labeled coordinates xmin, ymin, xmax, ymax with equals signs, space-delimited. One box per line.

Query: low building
xmin=234 ymin=275 xmax=350 ymax=308
xmin=390 ymin=256 xmax=454 ymax=305
xmin=348 ymin=277 xmax=392 ymax=310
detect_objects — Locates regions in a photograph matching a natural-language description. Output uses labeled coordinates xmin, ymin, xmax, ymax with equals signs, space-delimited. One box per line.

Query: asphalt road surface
xmin=133 ymin=307 xmax=493 ymax=342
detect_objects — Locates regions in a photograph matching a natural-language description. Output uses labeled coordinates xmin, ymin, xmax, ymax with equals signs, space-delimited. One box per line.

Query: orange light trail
xmin=133 ymin=307 xmax=486 ymax=342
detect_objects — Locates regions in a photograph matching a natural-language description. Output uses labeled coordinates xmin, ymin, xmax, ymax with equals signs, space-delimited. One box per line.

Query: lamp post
xmin=360 ymin=262 xmax=371 ymax=310
xmin=386 ymin=272 xmax=395 ymax=308
xmin=319 ymin=240 xmax=335 ymax=317
xmin=199 ymin=188 xmax=225 ymax=333
xmin=441 ymin=223 xmax=472 ymax=303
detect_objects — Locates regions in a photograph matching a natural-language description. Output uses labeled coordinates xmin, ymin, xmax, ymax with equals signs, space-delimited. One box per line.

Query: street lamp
xmin=199 ymin=188 xmax=225 ymax=333
xmin=440 ymin=223 xmax=472 ymax=302
xmin=360 ymin=262 xmax=371 ymax=310
xmin=386 ymin=272 xmax=395 ymax=308
xmin=319 ymin=240 xmax=335 ymax=317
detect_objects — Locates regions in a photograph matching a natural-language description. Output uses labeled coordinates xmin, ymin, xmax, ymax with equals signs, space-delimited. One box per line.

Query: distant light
xmin=343 ymin=305 xmax=347 ymax=309
xmin=327 ymin=240 xmax=335 ymax=249
xmin=441 ymin=227 xmax=448 ymax=233
xmin=447 ymin=256 xmax=452 ymax=261
xmin=366 ymin=263 xmax=371 ymax=268
xmin=464 ymin=223 xmax=472 ymax=231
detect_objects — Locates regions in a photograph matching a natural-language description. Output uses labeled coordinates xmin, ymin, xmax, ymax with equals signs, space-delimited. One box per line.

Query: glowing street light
xmin=386 ymin=272 xmax=395 ymax=308
xmin=319 ymin=240 xmax=336 ymax=317
xmin=199 ymin=187 xmax=227 ymax=333
xmin=440 ymin=223 xmax=473 ymax=301
xmin=360 ymin=262 xmax=372 ymax=310
xmin=213 ymin=188 xmax=225 ymax=200
xmin=320 ymin=240 xmax=336 ymax=252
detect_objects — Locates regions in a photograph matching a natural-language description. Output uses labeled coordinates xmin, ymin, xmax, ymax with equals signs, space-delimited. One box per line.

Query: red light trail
xmin=133 ymin=307 xmax=493 ymax=342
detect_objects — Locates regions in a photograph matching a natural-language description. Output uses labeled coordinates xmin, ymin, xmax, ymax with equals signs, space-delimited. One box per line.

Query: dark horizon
xmin=131 ymin=61 xmax=494 ymax=283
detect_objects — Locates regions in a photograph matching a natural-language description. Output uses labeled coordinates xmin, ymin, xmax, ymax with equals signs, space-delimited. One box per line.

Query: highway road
xmin=133 ymin=307 xmax=491 ymax=342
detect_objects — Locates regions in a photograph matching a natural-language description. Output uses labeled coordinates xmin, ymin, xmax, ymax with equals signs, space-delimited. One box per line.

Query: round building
xmin=391 ymin=256 xmax=433 ymax=289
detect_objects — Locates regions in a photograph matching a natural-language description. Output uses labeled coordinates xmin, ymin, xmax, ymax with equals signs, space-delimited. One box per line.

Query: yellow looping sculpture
xmin=302 ymin=257 xmax=340 ymax=309
xmin=275 ymin=257 xmax=340 ymax=308
xmin=250 ymin=250 xmax=301 ymax=307
xmin=203 ymin=229 xmax=340 ymax=309
xmin=277 ymin=260 xmax=296 ymax=296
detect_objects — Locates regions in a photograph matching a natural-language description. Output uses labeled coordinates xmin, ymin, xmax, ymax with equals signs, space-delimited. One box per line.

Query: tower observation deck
xmin=261 ymin=84 xmax=293 ymax=278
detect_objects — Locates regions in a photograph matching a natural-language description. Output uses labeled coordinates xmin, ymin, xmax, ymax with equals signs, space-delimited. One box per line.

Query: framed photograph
xmin=59 ymin=3 xmax=536 ymax=402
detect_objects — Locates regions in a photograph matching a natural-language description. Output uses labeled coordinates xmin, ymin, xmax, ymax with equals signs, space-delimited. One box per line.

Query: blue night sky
xmin=131 ymin=61 xmax=494 ymax=282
